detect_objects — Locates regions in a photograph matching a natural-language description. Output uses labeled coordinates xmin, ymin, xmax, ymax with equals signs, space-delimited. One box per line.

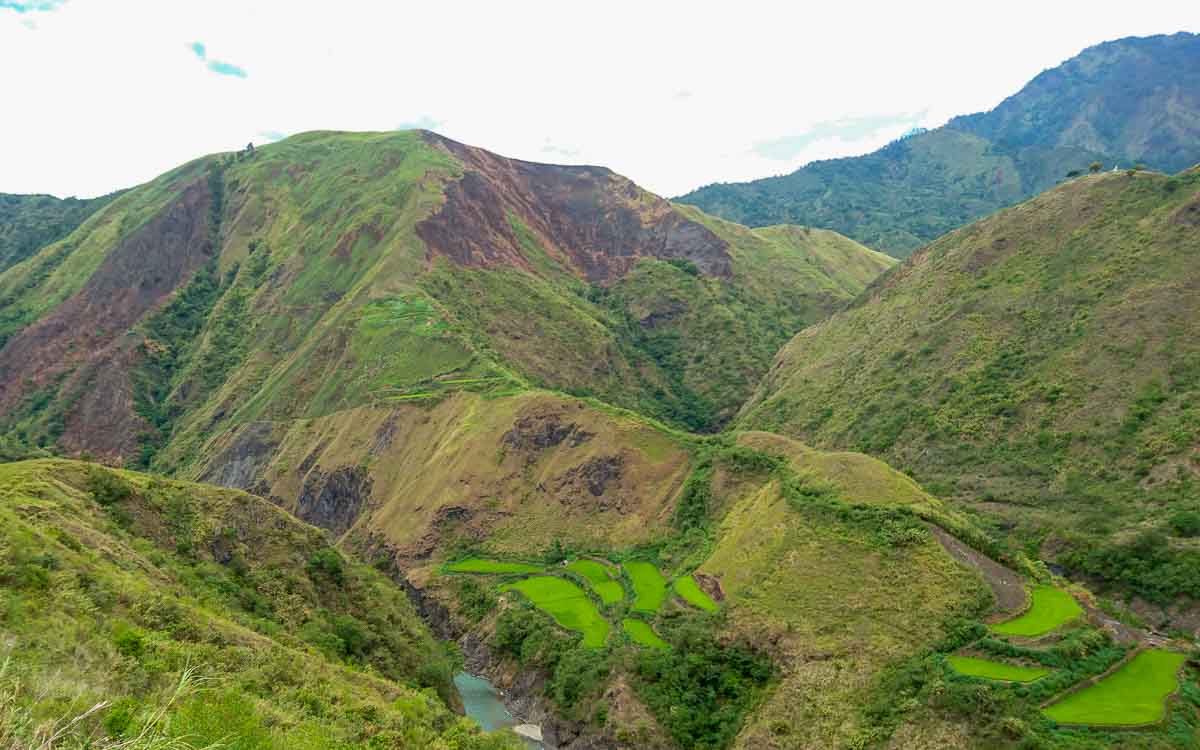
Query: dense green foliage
xmin=491 ymin=600 xmax=614 ymax=719
xmin=741 ymin=169 xmax=1200 ymax=601
xmin=678 ymin=33 xmax=1200 ymax=256
xmin=0 ymin=191 xmax=117 ymax=273
xmin=631 ymin=615 xmax=773 ymax=750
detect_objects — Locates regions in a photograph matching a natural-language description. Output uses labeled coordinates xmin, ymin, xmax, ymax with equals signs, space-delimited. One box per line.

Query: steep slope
xmin=678 ymin=32 xmax=1200 ymax=256
xmin=0 ymin=191 xmax=118 ymax=273
xmin=400 ymin=428 xmax=991 ymax=750
xmin=740 ymin=167 xmax=1200 ymax=604
xmin=0 ymin=458 xmax=520 ymax=749
xmin=0 ymin=130 xmax=892 ymax=469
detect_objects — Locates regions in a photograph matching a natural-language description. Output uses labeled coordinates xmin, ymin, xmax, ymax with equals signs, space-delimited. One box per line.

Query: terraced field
xmin=566 ymin=559 xmax=625 ymax=604
xmin=446 ymin=558 xmax=543 ymax=574
xmin=501 ymin=576 xmax=610 ymax=648
xmin=623 ymin=561 xmax=668 ymax=613
xmin=947 ymin=655 xmax=1051 ymax=683
xmin=990 ymin=586 xmax=1082 ymax=637
xmin=1043 ymin=649 xmax=1189 ymax=726
xmin=622 ymin=618 xmax=669 ymax=650
xmin=673 ymin=575 xmax=718 ymax=612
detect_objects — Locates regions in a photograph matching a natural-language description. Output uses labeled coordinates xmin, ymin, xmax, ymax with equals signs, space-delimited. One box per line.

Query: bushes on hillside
xmin=86 ymin=468 xmax=133 ymax=506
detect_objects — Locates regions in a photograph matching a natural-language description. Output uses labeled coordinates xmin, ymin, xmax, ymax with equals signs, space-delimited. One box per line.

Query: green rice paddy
xmin=446 ymin=558 xmax=543 ymax=575
xmin=990 ymin=586 xmax=1083 ymax=637
xmin=622 ymin=619 xmax=669 ymax=650
xmin=623 ymin=561 xmax=668 ymax=613
xmin=566 ymin=559 xmax=625 ymax=604
xmin=947 ymin=655 xmax=1050 ymax=683
xmin=673 ymin=575 xmax=718 ymax=612
xmin=501 ymin=576 xmax=610 ymax=648
xmin=1043 ymin=649 xmax=1188 ymax=726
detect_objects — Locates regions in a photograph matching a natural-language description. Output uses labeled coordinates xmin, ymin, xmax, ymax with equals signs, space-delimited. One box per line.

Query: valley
xmin=2 ymin=29 xmax=1199 ymax=749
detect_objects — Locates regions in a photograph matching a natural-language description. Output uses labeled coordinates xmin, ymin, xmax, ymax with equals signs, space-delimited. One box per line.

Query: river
xmin=454 ymin=672 xmax=544 ymax=748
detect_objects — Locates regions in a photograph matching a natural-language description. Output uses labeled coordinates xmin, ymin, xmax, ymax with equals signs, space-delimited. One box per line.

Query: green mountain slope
xmin=0 ymin=458 xmax=520 ymax=749
xmin=677 ymin=33 xmax=1200 ymax=256
xmin=0 ymin=130 xmax=892 ymax=469
xmin=739 ymin=167 xmax=1200 ymax=601
xmin=0 ymin=191 xmax=118 ymax=273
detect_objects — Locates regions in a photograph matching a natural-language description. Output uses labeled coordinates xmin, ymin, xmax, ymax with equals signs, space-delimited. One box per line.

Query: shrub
xmin=456 ymin=577 xmax=497 ymax=623
xmin=306 ymin=548 xmax=344 ymax=585
xmin=87 ymin=468 xmax=133 ymax=506
xmin=103 ymin=698 xmax=138 ymax=737
xmin=1170 ymin=510 xmax=1200 ymax=537
xmin=113 ymin=622 xmax=146 ymax=658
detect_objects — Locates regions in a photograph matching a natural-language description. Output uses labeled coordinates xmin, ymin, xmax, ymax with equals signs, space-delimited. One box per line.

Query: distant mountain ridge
xmin=0 ymin=129 xmax=892 ymax=466
xmin=677 ymin=32 xmax=1200 ymax=256
xmin=0 ymin=191 xmax=118 ymax=273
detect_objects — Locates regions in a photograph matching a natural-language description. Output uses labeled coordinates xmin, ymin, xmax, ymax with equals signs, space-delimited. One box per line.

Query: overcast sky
xmin=2 ymin=0 xmax=1195 ymax=198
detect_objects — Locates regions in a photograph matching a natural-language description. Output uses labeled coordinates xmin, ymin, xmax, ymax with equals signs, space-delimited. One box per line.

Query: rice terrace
xmin=1043 ymin=649 xmax=1191 ymax=726
xmin=946 ymin=655 xmax=1052 ymax=683
xmin=4 ymin=11 xmax=1200 ymax=749
xmin=940 ymin=569 xmax=1196 ymax=734
xmin=989 ymin=585 xmax=1085 ymax=638
xmin=444 ymin=555 xmax=720 ymax=650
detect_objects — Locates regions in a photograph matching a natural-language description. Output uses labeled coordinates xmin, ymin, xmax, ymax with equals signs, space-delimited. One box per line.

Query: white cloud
xmin=0 ymin=0 xmax=1194 ymax=198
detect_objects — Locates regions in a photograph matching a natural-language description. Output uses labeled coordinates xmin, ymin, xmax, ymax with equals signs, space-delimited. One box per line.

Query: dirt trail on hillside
xmin=930 ymin=526 xmax=1026 ymax=615
xmin=930 ymin=526 xmax=1163 ymax=646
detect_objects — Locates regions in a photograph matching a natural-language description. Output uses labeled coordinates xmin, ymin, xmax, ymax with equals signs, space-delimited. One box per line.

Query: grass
xmin=946 ymin=655 xmax=1051 ymax=683
xmin=622 ymin=618 xmax=669 ymax=650
xmin=990 ymin=586 xmax=1083 ymax=637
xmin=565 ymin=559 xmax=625 ymax=604
xmin=500 ymin=576 xmax=610 ymax=648
xmin=735 ymin=169 xmax=1200 ymax=603
xmin=673 ymin=575 xmax=718 ymax=612
xmin=1042 ymin=649 xmax=1189 ymax=726
xmin=0 ymin=459 xmax=519 ymax=750
xmin=446 ymin=558 xmax=543 ymax=575
xmin=623 ymin=561 xmax=668 ymax=613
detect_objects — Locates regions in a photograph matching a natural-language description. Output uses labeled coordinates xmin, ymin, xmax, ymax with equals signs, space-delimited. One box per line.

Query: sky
xmin=1 ymin=0 xmax=1195 ymax=199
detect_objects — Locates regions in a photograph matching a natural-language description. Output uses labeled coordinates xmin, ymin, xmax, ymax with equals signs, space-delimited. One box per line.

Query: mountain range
xmin=677 ymin=32 xmax=1200 ymax=257
xmin=2 ymin=30 xmax=1200 ymax=750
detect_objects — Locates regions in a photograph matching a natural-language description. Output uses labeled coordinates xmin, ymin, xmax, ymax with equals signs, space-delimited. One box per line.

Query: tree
xmin=1065 ymin=170 xmax=1081 ymax=179
xmin=1089 ymin=161 xmax=1103 ymax=174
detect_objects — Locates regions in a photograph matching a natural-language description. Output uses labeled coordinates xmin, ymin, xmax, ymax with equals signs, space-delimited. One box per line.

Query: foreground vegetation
xmin=0 ymin=459 xmax=519 ymax=749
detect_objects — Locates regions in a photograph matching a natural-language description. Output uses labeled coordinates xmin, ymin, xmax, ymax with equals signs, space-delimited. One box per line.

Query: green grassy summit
xmin=740 ymin=167 xmax=1200 ymax=601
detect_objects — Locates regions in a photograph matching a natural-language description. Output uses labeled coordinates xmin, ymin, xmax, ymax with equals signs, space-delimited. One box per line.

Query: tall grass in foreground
xmin=0 ymin=660 xmax=220 ymax=750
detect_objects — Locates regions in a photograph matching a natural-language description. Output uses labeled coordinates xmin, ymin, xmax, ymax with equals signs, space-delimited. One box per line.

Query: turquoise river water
xmin=454 ymin=672 xmax=543 ymax=748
